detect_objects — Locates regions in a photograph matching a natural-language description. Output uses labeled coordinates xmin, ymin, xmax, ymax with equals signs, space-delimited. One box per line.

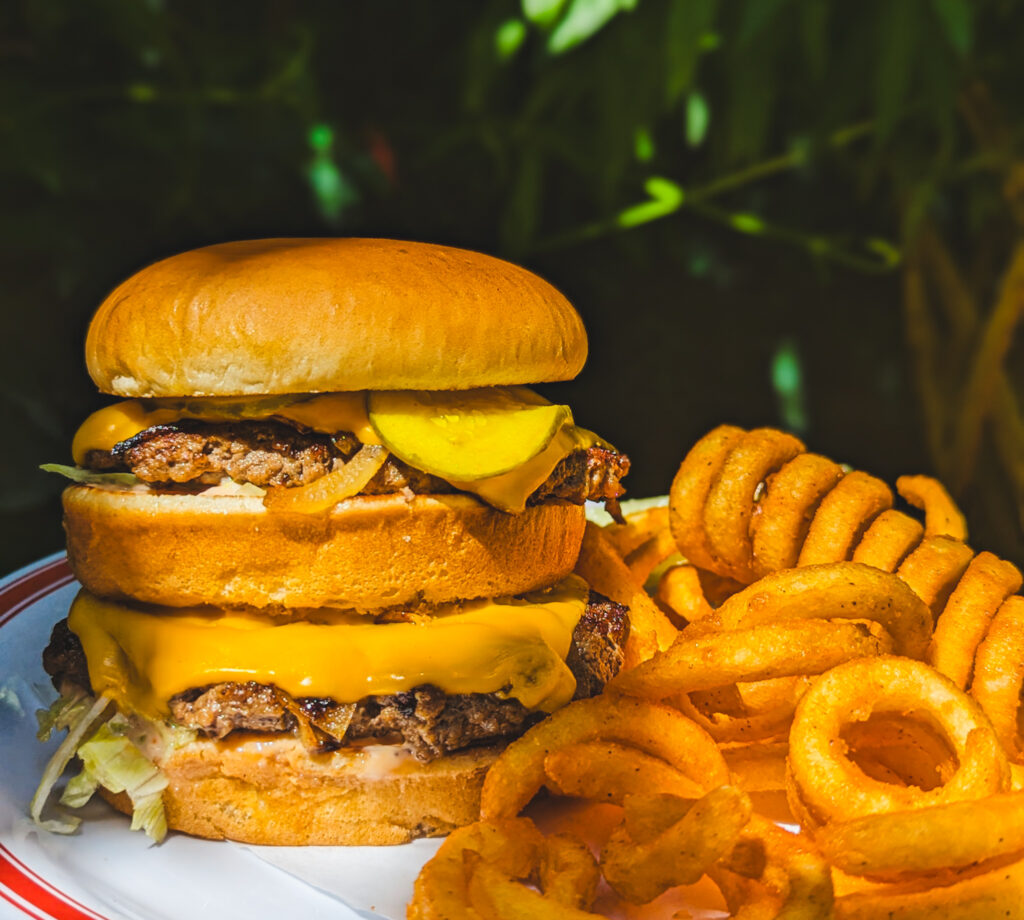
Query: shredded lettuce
xmin=32 ymin=695 xmax=171 ymax=842
xmin=31 ymin=694 xmax=112 ymax=833
xmin=61 ymin=716 xmax=169 ymax=841
xmin=36 ymin=692 xmax=93 ymax=741
xmin=39 ymin=463 xmax=140 ymax=487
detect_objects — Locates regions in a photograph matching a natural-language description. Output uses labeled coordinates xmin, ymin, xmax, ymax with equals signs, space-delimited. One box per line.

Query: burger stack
xmin=37 ymin=238 xmax=632 ymax=845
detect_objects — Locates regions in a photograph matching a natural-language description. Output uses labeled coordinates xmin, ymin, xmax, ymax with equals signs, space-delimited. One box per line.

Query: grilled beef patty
xmin=83 ymin=419 xmax=630 ymax=506
xmin=43 ymin=594 xmax=629 ymax=762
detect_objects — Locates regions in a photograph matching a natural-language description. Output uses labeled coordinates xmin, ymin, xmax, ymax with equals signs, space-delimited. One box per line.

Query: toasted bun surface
xmin=63 ymin=487 xmax=586 ymax=609
xmin=86 ymin=238 xmax=587 ymax=397
xmin=100 ymin=736 xmax=498 ymax=845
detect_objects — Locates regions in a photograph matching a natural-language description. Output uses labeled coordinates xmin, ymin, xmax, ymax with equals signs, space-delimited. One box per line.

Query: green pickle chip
xmin=368 ymin=386 xmax=572 ymax=482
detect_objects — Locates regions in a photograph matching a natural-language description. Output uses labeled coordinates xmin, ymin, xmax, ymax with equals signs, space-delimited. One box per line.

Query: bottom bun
xmin=99 ymin=735 xmax=500 ymax=846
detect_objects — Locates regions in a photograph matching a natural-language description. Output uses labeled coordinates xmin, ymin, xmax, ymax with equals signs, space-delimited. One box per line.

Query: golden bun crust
xmin=100 ymin=736 xmax=498 ymax=845
xmin=62 ymin=487 xmax=586 ymax=610
xmin=85 ymin=238 xmax=587 ymax=397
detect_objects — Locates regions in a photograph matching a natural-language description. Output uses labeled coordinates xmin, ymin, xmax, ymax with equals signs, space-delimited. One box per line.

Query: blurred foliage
xmin=1 ymin=0 xmax=1022 ymax=566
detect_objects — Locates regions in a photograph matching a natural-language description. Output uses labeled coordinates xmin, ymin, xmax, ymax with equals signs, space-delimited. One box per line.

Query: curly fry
xmin=971 ymin=596 xmax=1024 ymax=760
xmin=750 ymin=452 xmax=845 ymax=578
xmin=896 ymin=474 xmax=968 ymax=541
xmin=669 ymin=425 xmax=745 ymax=572
xmin=712 ymin=562 xmax=931 ymax=659
xmin=928 ymin=551 xmax=1022 ymax=688
xmin=797 ymin=471 xmax=893 ymax=566
xmin=896 ymin=535 xmax=976 ymax=618
xmin=654 ymin=563 xmax=715 ymax=625
xmin=851 ymin=510 xmax=924 ymax=572
xmin=703 ymin=428 xmax=805 ymax=582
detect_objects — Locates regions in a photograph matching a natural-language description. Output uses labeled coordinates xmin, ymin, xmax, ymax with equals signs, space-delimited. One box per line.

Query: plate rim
xmin=0 ymin=552 xmax=110 ymax=920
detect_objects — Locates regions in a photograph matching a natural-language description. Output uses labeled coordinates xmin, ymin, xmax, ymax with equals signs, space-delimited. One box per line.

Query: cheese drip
xmin=68 ymin=576 xmax=589 ymax=722
xmin=69 ymin=392 xmax=606 ymax=513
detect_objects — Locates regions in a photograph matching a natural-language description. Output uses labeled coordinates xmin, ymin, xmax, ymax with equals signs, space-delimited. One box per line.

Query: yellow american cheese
xmin=68 ymin=576 xmax=589 ymax=722
xmin=71 ymin=393 xmax=380 ymax=466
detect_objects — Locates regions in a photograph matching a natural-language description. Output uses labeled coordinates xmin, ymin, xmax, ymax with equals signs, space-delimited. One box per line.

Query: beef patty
xmin=84 ymin=419 xmax=630 ymax=507
xmin=43 ymin=593 xmax=629 ymax=762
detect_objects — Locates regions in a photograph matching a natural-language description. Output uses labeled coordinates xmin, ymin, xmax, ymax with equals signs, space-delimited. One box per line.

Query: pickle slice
xmin=368 ymin=387 xmax=572 ymax=482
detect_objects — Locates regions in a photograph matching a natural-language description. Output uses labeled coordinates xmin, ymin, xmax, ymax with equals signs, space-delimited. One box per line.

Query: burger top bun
xmin=85 ymin=238 xmax=588 ymax=397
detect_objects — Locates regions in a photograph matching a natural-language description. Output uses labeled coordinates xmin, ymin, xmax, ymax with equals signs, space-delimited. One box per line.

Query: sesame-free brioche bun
xmin=85 ymin=238 xmax=587 ymax=398
xmin=100 ymin=735 xmax=499 ymax=845
xmin=62 ymin=487 xmax=587 ymax=610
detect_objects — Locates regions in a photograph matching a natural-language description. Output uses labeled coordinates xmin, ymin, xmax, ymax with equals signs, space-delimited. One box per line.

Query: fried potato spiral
xmin=667 ymin=424 xmax=1024 ymax=762
xmin=670 ymin=425 xmax=972 ymax=588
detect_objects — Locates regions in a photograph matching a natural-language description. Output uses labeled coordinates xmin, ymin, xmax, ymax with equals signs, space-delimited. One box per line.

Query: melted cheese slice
xmin=70 ymin=393 xmax=607 ymax=513
xmin=71 ymin=393 xmax=381 ymax=465
xmin=68 ymin=576 xmax=589 ymax=722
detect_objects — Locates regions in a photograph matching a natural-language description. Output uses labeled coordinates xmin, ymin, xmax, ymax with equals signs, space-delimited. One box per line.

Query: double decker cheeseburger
xmin=34 ymin=238 xmax=631 ymax=846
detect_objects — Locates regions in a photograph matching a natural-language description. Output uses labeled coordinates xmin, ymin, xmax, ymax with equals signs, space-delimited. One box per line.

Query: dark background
xmin=2 ymin=0 xmax=1022 ymax=572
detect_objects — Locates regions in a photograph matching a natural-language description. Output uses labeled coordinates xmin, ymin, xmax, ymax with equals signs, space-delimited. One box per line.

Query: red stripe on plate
xmin=0 ymin=559 xmax=110 ymax=920
xmin=0 ymin=888 xmax=48 ymax=920
xmin=0 ymin=558 xmax=73 ymax=628
xmin=0 ymin=845 xmax=107 ymax=920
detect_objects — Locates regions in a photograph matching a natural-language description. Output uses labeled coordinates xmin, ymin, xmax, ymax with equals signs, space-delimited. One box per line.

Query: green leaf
xmin=931 ymin=0 xmax=972 ymax=56
xmin=664 ymin=0 xmax=718 ymax=103
xmin=875 ymin=0 xmax=920 ymax=140
xmin=866 ymin=237 xmax=903 ymax=268
xmin=307 ymin=123 xmax=333 ymax=154
xmin=771 ymin=339 xmax=808 ymax=434
xmin=40 ymin=464 xmax=141 ymax=487
xmin=547 ymin=0 xmax=633 ymax=54
xmin=616 ymin=177 xmax=685 ymax=228
xmin=730 ymin=212 xmax=765 ymax=234
xmin=634 ymin=126 xmax=655 ymax=162
xmin=495 ymin=19 xmax=527 ymax=59
xmin=522 ymin=0 xmax=569 ymax=28
xmin=307 ymin=155 xmax=359 ymax=222
xmin=685 ymin=92 xmax=710 ymax=147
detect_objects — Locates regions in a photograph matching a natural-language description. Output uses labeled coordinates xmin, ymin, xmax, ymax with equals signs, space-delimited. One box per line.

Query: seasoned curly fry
xmin=574 ymin=522 xmax=676 ymax=666
xmin=896 ymin=535 xmax=976 ymax=617
xmin=796 ymin=471 xmax=893 ymax=566
xmin=543 ymin=740 xmax=704 ymax=803
xmin=750 ymin=453 xmax=845 ymax=578
xmin=624 ymin=527 xmax=680 ymax=585
xmin=480 ymin=695 xmax=729 ymax=820
xmin=703 ymin=428 xmax=805 ymax=582
xmin=654 ymin=562 xmax=716 ymax=624
xmin=669 ymin=425 xmax=745 ymax=572
xmin=851 ymin=509 xmax=924 ymax=572
xmin=601 ymin=786 xmax=752 ymax=904
xmin=971 ymin=596 xmax=1024 ymax=760
xmin=896 ymin=474 xmax=968 ymax=541
xmin=611 ymin=618 xmax=895 ymax=700
xmin=927 ymin=551 xmax=1022 ymax=688
xmin=712 ymin=563 xmax=931 ymax=659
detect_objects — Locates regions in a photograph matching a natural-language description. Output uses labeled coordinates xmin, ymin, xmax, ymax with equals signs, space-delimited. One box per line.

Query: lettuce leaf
xmin=30 ymin=694 xmax=113 ymax=833
xmin=36 ymin=692 xmax=93 ymax=741
xmin=61 ymin=716 xmax=169 ymax=842
xmin=32 ymin=696 xmax=171 ymax=842
xmin=39 ymin=464 xmax=140 ymax=487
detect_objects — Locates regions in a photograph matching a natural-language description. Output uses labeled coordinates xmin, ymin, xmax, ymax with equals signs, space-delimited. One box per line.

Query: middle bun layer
xmin=62 ymin=487 xmax=587 ymax=610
